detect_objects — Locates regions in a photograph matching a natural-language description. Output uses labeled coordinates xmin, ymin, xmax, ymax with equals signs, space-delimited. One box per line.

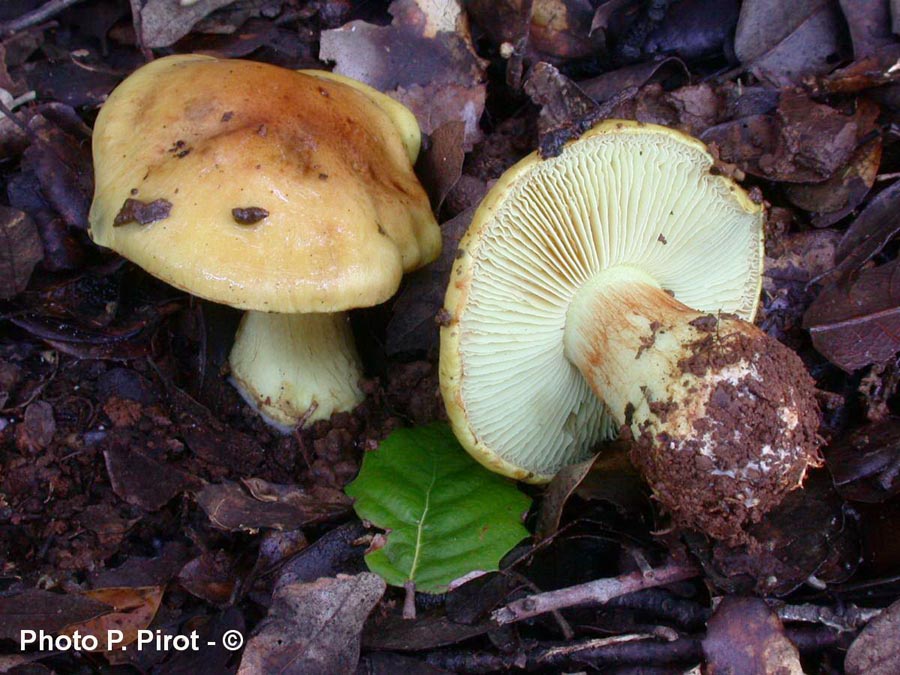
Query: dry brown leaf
xmin=60 ymin=586 xmax=164 ymax=651
xmin=845 ymin=598 xmax=900 ymax=675
xmin=197 ymin=479 xmax=351 ymax=532
xmin=703 ymin=597 xmax=803 ymax=674
xmin=0 ymin=589 xmax=111 ymax=641
xmin=320 ymin=0 xmax=486 ymax=148
xmin=735 ymin=0 xmax=844 ymax=86
xmin=137 ymin=0 xmax=238 ymax=48
xmin=0 ymin=205 xmax=42 ymax=300
xmin=238 ymin=573 xmax=385 ymax=675
xmin=805 ymin=259 xmax=900 ymax=372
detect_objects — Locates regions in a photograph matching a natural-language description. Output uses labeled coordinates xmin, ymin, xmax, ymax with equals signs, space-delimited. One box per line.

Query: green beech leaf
xmin=345 ymin=423 xmax=531 ymax=593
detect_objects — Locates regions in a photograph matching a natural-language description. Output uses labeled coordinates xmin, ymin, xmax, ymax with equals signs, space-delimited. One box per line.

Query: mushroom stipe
xmin=440 ymin=120 xmax=821 ymax=543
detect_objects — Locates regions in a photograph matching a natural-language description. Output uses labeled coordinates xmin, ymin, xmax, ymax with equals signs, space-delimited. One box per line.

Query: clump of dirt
xmin=629 ymin=324 xmax=821 ymax=543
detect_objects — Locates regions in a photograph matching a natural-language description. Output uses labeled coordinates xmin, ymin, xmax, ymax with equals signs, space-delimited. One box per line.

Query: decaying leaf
xmin=535 ymin=455 xmax=598 ymax=541
xmin=177 ymin=550 xmax=237 ymax=606
xmin=827 ymin=420 xmax=900 ymax=503
xmin=21 ymin=104 xmax=93 ymax=231
xmin=815 ymin=43 xmax=900 ymax=94
xmin=136 ymin=0 xmax=238 ymax=48
xmin=644 ymin=0 xmax=740 ymax=62
xmin=845 ymin=597 xmax=900 ymax=675
xmin=839 ymin=0 xmax=895 ymax=59
xmin=417 ymin=120 xmax=466 ymax=211
xmin=197 ymin=479 xmax=351 ymax=532
xmin=346 ymin=423 xmax=531 ymax=593
xmin=60 ymin=586 xmax=164 ymax=651
xmin=703 ymin=596 xmax=803 ymax=674
xmin=805 ymin=258 xmax=900 ymax=372
xmin=703 ymin=90 xmax=869 ymax=184
xmin=238 ymin=572 xmax=385 ymax=675
xmin=0 ymin=205 xmax=42 ymax=300
xmin=784 ymin=135 xmax=882 ymax=223
xmin=579 ymin=57 xmax=689 ymax=105
xmin=19 ymin=400 xmax=55 ymax=451
xmin=524 ymin=62 xmax=602 ymax=158
xmin=535 ymin=442 xmax=648 ymax=541
xmin=0 ymin=589 xmax=112 ymax=641
xmin=828 ymin=180 xmax=900 ymax=282
xmin=386 ymin=206 xmax=476 ymax=355
xmin=104 ymin=439 xmax=202 ymax=511
xmin=273 ymin=522 xmax=368 ymax=590
xmin=734 ymin=0 xmax=844 ymax=87
xmin=320 ymin=0 xmax=486 ymax=148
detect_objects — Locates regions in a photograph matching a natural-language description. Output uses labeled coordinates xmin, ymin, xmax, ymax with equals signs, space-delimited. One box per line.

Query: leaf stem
xmin=402 ymin=580 xmax=417 ymax=620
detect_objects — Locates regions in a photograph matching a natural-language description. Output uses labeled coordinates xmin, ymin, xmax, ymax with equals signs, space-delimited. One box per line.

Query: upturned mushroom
xmin=440 ymin=120 xmax=820 ymax=541
xmin=89 ymin=55 xmax=440 ymax=429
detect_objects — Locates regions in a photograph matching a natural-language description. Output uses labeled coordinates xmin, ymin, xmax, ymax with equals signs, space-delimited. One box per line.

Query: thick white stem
xmin=229 ymin=311 xmax=364 ymax=431
xmin=563 ymin=265 xmax=820 ymax=541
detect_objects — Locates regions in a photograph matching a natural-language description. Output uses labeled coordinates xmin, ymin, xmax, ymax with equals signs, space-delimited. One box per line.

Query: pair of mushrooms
xmin=90 ymin=56 xmax=820 ymax=541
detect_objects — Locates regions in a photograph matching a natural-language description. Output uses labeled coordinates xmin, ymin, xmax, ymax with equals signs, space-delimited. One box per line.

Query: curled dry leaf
xmin=784 ymin=136 xmax=882 ymax=225
xmin=839 ymin=0 xmax=895 ymax=59
xmin=0 ymin=206 xmax=42 ymax=300
xmin=20 ymin=400 xmax=55 ymax=451
xmin=177 ymin=550 xmax=237 ymax=606
xmin=21 ymin=103 xmax=93 ymax=231
xmin=529 ymin=0 xmax=604 ymax=60
xmin=643 ymin=0 xmax=740 ymax=62
xmin=417 ymin=120 xmax=466 ymax=211
xmin=702 ymin=596 xmax=803 ymax=674
xmin=386 ymin=207 xmax=476 ymax=355
xmin=827 ymin=420 xmax=900 ymax=503
xmin=104 ymin=438 xmax=202 ymax=511
xmin=137 ymin=0 xmax=237 ymax=48
xmin=579 ymin=57 xmax=689 ymax=105
xmin=0 ymin=589 xmax=112 ymax=641
xmin=197 ymin=479 xmax=351 ymax=532
xmin=238 ymin=572 xmax=385 ymax=675
xmin=320 ymin=0 xmax=486 ymax=148
xmin=734 ymin=0 xmax=844 ymax=87
xmin=535 ymin=455 xmax=599 ymax=541
xmin=703 ymin=91 xmax=869 ymax=185
xmin=60 ymin=586 xmax=164 ymax=651
xmin=524 ymin=62 xmax=602 ymax=158
xmin=804 ymin=258 xmax=900 ymax=372
xmin=845 ymin=597 xmax=900 ymax=675
xmin=816 ymin=43 xmax=900 ymax=94
xmin=535 ymin=440 xmax=647 ymax=541
xmin=829 ymin=180 xmax=900 ymax=281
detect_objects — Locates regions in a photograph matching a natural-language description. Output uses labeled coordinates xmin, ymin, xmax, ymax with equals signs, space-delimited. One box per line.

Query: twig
xmin=770 ymin=600 xmax=882 ymax=632
xmin=0 ymin=0 xmax=84 ymax=37
xmin=509 ymin=573 xmax=574 ymax=640
xmin=492 ymin=560 xmax=700 ymax=625
xmin=425 ymin=635 xmax=702 ymax=673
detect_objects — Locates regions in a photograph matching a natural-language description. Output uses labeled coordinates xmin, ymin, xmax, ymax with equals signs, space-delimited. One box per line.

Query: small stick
xmin=0 ymin=0 xmax=84 ymax=37
xmin=492 ymin=560 xmax=699 ymax=625
xmin=771 ymin=600 xmax=882 ymax=632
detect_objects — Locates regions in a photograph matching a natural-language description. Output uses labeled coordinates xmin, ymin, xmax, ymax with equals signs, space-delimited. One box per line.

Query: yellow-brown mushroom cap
xmin=89 ymin=55 xmax=440 ymax=313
